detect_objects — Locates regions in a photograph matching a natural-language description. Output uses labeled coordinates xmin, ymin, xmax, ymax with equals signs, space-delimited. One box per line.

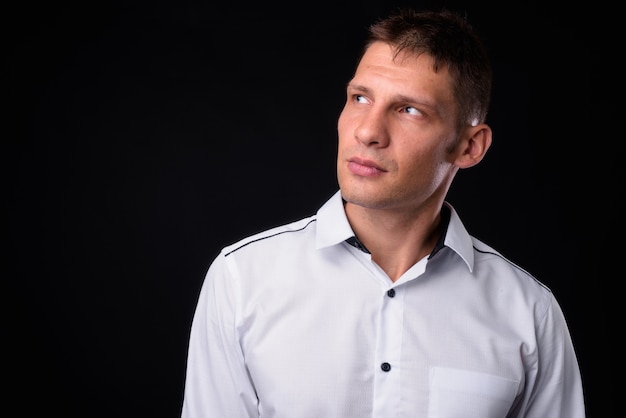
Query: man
xmin=181 ymin=8 xmax=585 ymax=417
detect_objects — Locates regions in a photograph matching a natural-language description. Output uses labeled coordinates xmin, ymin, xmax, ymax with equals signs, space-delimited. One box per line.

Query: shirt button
xmin=387 ymin=289 xmax=395 ymax=298
xmin=381 ymin=362 xmax=391 ymax=372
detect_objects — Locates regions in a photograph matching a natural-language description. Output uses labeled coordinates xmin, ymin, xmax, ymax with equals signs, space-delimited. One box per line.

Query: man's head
xmin=337 ymin=8 xmax=493 ymax=214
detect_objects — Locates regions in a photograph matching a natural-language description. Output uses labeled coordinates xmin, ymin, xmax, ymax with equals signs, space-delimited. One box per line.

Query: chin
xmin=340 ymin=187 xmax=387 ymax=209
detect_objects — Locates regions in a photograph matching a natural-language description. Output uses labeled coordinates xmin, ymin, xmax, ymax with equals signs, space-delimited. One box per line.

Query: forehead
xmin=354 ymin=41 xmax=454 ymax=95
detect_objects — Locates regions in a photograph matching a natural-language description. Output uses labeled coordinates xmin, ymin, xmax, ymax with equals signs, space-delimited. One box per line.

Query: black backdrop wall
xmin=5 ymin=0 xmax=620 ymax=416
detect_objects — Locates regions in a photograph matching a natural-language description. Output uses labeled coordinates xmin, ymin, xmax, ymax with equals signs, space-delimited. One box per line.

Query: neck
xmin=345 ymin=201 xmax=444 ymax=282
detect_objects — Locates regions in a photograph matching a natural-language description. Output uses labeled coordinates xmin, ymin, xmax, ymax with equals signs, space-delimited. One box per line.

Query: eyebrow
xmin=346 ymin=83 xmax=370 ymax=95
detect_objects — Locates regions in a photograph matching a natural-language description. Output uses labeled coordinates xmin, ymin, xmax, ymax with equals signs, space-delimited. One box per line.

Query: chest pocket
xmin=428 ymin=367 xmax=519 ymax=418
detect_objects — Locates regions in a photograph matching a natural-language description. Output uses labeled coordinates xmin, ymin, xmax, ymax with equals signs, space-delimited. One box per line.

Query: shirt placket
xmin=372 ymin=284 xmax=405 ymax=416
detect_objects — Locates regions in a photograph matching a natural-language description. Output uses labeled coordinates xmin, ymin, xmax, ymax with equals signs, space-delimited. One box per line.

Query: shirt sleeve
xmin=181 ymin=252 xmax=259 ymax=417
xmin=515 ymin=295 xmax=586 ymax=417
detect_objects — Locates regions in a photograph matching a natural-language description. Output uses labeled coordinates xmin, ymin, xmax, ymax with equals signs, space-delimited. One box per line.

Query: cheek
xmin=398 ymin=147 xmax=444 ymax=179
xmin=336 ymin=114 xmax=353 ymax=150
xmin=337 ymin=111 xmax=349 ymax=135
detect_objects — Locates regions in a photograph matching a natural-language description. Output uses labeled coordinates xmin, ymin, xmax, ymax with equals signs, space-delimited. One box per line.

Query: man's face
xmin=337 ymin=41 xmax=463 ymax=213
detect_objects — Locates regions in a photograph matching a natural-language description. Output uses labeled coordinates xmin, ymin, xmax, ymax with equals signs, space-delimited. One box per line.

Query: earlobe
xmin=456 ymin=124 xmax=493 ymax=169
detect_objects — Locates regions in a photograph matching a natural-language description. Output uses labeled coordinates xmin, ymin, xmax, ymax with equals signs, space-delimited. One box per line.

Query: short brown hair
xmin=363 ymin=8 xmax=492 ymax=128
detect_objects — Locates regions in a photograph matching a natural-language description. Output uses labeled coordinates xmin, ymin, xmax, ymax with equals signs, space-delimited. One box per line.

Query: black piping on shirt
xmin=224 ymin=219 xmax=317 ymax=257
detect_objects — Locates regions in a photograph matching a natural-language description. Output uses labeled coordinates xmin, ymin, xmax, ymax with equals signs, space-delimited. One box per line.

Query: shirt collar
xmin=315 ymin=190 xmax=475 ymax=272
xmin=315 ymin=190 xmax=355 ymax=250
xmin=441 ymin=201 xmax=475 ymax=272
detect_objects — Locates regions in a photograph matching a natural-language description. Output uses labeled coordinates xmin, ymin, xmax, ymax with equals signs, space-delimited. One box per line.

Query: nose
xmin=354 ymin=109 xmax=390 ymax=148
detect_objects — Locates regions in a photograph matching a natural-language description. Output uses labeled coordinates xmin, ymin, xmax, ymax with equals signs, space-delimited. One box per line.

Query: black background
xmin=5 ymin=0 xmax=620 ymax=416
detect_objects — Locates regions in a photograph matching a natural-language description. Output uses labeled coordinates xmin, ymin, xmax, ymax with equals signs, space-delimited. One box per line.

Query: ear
xmin=454 ymin=123 xmax=492 ymax=169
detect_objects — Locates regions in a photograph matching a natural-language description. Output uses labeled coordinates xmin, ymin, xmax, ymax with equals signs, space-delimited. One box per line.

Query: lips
xmin=347 ymin=157 xmax=386 ymax=177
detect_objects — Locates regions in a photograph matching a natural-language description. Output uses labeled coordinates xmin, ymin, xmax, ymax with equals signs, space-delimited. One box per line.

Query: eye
xmin=354 ymin=94 xmax=369 ymax=104
xmin=403 ymin=106 xmax=422 ymax=116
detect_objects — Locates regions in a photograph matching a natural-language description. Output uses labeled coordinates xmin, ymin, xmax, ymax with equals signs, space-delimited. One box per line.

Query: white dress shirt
xmin=181 ymin=190 xmax=585 ymax=417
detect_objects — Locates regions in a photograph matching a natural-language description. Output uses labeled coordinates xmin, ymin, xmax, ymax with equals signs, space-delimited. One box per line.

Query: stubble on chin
xmin=339 ymin=179 xmax=389 ymax=211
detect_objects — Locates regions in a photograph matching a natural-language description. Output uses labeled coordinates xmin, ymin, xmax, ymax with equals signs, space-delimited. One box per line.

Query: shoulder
xmin=222 ymin=215 xmax=318 ymax=257
xmin=471 ymin=237 xmax=543 ymax=282
xmin=470 ymin=236 xmax=554 ymax=310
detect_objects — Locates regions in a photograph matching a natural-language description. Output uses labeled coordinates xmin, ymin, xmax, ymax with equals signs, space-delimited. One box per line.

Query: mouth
xmin=347 ymin=157 xmax=386 ymax=177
